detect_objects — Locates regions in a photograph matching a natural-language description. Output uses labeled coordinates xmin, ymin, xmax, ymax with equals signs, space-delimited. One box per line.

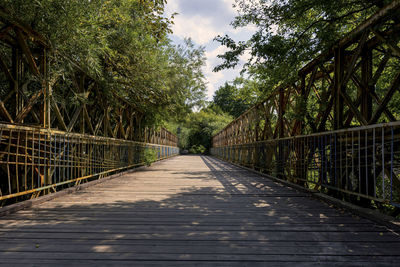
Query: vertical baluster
xmin=382 ymin=127 xmax=385 ymax=201
xmin=390 ymin=127 xmax=394 ymax=202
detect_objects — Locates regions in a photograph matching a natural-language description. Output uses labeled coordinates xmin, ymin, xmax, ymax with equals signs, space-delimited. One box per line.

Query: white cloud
xmin=205 ymin=46 xmax=229 ymax=66
xmin=203 ymin=67 xmax=224 ymax=99
xmin=203 ymin=45 xmax=250 ymax=99
xmin=240 ymin=49 xmax=252 ymax=63
xmin=229 ymin=24 xmax=258 ymax=36
xmin=172 ymin=15 xmax=221 ymax=45
xmin=221 ymin=0 xmax=236 ymax=9
xmin=165 ymin=1 xmax=179 ymax=16
xmin=165 ymin=0 xmax=256 ymax=100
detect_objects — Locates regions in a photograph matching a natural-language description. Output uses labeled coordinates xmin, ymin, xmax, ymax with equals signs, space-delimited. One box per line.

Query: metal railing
xmin=211 ymin=122 xmax=400 ymax=206
xmin=211 ymin=3 xmax=400 ymax=209
xmin=0 ymin=123 xmax=179 ymax=203
xmin=0 ymin=10 xmax=181 ymax=206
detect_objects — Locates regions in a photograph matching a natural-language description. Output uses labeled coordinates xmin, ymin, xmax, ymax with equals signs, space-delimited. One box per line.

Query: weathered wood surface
xmin=1 ymin=155 xmax=400 ymax=266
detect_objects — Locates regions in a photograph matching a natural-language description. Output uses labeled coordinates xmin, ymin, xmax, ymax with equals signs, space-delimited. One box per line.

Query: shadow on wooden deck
xmin=0 ymin=155 xmax=399 ymax=266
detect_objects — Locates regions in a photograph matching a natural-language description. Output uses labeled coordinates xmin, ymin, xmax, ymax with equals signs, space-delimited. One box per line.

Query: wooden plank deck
xmin=1 ymin=155 xmax=400 ymax=266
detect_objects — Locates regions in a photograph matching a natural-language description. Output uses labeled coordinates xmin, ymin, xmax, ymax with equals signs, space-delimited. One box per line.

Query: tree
xmin=1 ymin=0 xmax=209 ymax=127
xmin=164 ymin=104 xmax=233 ymax=152
xmin=164 ymin=38 xmax=207 ymax=120
xmin=185 ymin=107 xmax=233 ymax=152
xmin=212 ymin=77 xmax=260 ymax=118
xmin=215 ymin=0 xmax=390 ymax=91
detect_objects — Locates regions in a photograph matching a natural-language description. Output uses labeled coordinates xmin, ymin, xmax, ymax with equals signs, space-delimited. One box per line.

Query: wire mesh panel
xmin=0 ymin=123 xmax=179 ymax=204
xmin=211 ymin=122 xmax=400 ymax=207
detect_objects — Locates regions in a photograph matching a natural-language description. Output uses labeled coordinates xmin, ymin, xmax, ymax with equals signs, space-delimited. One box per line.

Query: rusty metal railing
xmin=211 ymin=3 xmax=400 ymax=209
xmin=211 ymin=122 xmax=400 ymax=206
xmin=0 ymin=123 xmax=178 ymax=203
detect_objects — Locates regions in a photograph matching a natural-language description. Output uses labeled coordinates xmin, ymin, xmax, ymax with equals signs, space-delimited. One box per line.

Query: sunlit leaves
xmin=212 ymin=77 xmax=260 ymax=118
xmin=215 ymin=0 xmax=386 ymax=92
xmin=2 ymin=0 xmax=208 ymax=125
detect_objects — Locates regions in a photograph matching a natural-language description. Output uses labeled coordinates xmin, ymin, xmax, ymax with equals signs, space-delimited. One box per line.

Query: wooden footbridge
xmin=1 ymin=1 xmax=400 ymax=266
xmin=0 ymin=155 xmax=399 ymax=266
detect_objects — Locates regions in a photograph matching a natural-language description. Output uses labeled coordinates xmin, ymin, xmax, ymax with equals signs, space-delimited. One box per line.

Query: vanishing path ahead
xmin=1 ymin=156 xmax=400 ymax=266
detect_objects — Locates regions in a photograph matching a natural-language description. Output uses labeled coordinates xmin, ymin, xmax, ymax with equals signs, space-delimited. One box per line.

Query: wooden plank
xmin=0 ymin=221 xmax=385 ymax=232
xmin=0 ymin=259 xmax=392 ymax=267
xmin=0 ymin=251 xmax=400 ymax=262
xmin=1 ymin=240 xmax=399 ymax=255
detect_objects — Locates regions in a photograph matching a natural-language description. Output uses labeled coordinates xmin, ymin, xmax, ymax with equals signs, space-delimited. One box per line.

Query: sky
xmin=165 ymin=0 xmax=255 ymax=100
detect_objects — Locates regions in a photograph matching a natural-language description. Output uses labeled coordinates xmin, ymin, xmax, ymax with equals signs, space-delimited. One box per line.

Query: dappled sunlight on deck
xmin=0 ymin=155 xmax=399 ymax=266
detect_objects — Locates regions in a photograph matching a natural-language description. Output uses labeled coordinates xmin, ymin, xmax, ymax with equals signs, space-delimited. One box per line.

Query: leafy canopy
xmin=212 ymin=77 xmax=261 ymax=118
xmin=215 ymin=0 xmax=389 ymax=91
xmin=2 ymin=0 xmax=207 ymax=124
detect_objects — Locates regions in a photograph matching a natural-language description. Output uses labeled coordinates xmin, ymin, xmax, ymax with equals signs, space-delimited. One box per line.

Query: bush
xmin=189 ymin=145 xmax=206 ymax=154
xmin=143 ymin=148 xmax=157 ymax=166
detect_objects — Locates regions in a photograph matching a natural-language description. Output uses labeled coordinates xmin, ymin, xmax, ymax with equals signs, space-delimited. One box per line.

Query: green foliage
xmin=185 ymin=107 xmax=233 ymax=152
xmin=163 ymin=38 xmax=207 ymax=120
xmin=163 ymin=105 xmax=233 ymax=152
xmin=143 ymin=148 xmax=157 ymax=166
xmin=215 ymin=0 xmax=387 ymax=91
xmin=212 ymin=77 xmax=261 ymax=118
xmin=189 ymin=145 xmax=206 ymax=154
xmin=1 ymin=0 xmax=206 ymax=125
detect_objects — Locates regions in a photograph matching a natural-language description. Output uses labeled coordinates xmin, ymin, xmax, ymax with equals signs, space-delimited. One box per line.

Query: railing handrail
xmin=213 ymin=121 xmax=400 ymax=147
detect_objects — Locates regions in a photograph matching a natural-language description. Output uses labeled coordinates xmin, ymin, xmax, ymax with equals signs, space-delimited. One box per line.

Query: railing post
xmin=296 ymin=76 xmax=307 ymax=185
xmin=277 ymin=87 xmax=285 ymax=179
xmin=360 ymin=48 xmax=375 ymax=202
xmin=333 ymin=47 xmax=345 ymax=130
xmin=42 ymin=48 xmax=50 ymax=129
xmin=12 ymin=48 xmax=21 ymax=119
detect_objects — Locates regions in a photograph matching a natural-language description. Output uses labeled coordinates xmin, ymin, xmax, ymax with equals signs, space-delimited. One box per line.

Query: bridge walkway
xmin=0 ymin=156 xmax=400 ymax=266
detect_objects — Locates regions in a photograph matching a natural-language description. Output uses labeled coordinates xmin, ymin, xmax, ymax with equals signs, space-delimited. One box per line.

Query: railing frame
xmin=212 ymin=121 xmax=400 ymax=206
xmin=212 ymin=2 xmax=400 ymax=209
xmin=0 ymin=123 xmax=179 ymax=203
